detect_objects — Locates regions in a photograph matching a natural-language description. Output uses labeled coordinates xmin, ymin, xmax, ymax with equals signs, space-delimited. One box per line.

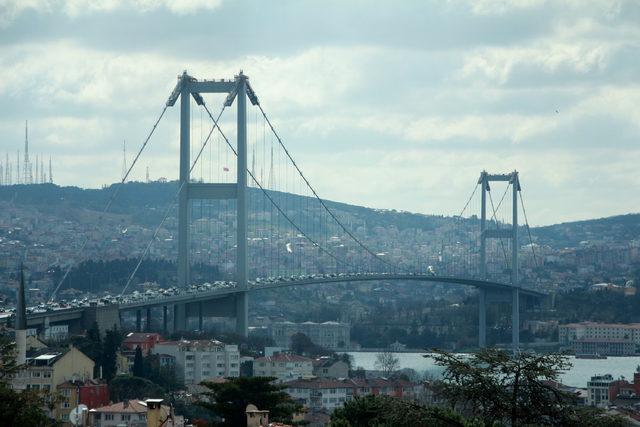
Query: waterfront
xmin=347 ymin=352 xmax=640 ymax=388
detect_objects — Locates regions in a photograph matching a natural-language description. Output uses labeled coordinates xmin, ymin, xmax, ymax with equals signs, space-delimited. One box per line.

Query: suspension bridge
xmin=34 ymin=71 xmax=543 ymax=350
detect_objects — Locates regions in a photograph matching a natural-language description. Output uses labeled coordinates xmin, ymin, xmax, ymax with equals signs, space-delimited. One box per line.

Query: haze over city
xmin=1 ymin=0 xmax=639 ymax=224
xmin=2 ymin=1 xmax=640 ymax=426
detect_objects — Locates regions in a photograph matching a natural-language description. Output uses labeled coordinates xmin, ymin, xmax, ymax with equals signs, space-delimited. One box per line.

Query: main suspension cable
xmin=201 ymin=103 xmax=355 ymax=271
xmin=49 ymin=104 xmax=169 ymax=302
xmin=488 ymin=187 xmax=511 ymax=271
xmin=257 ymin=104 xmax=397 ymax=271
xmin=518 ymin=188 xmax=539 ymax=269
xmin=120 ymin=103 xmax=226 ymax=296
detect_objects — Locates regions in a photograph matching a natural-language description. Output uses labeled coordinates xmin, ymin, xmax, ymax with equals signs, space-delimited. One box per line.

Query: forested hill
xmin=0 ymin=182 xmax=638 ymax=248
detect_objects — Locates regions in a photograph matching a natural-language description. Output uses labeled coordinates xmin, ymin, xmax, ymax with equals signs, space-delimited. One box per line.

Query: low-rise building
xmin=271 ymin=321 xmax=350 ymax=350
xmin=11 ymin=345 xmax=95 ymax=393
xmin=122 ymin=332 xmax=163 ymax=352
xmin=88 ymin=399 xmax=184 ymax=427
xmin=152 ymin=339 xmax=240 ymax=385
xmin=283 ymin=377 xmax=422 ymax=412
xmin=587 ymin=374 xmax=614 ymax=407
xmin=56 ymin=379 xmax=109 ymax=425
xmin=253 ymin=354 xmax=313 ymax=383
xmin=312 ymin=357 xmax=349 ymax=379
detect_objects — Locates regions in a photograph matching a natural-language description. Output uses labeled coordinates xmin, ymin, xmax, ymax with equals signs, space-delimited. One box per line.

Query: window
xmin=63 ymin=402 xmax=70 ymax=408
xmin=330 ymin=388 xmax=336 ymax=394
xmin=202 ymin=371 xmax=210 ymax=376
xmin=43 ymin=371 xmax=51 ymax=378
xmin=31 ymin=371 xmax=41 ymax=378
xmin=121 ymin=414 xmax=131 ymax=421
xmin=62 ymin=414 xmax=69 ymax=421
xmin=139 ymin=414 xmax=146 ymax=420
xmin=105 ymin=414 xmax=114 ymax=420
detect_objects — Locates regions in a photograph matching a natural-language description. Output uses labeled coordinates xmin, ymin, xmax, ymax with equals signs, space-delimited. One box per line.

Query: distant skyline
xmin=0 ymin=0 xmax=638 ymax=225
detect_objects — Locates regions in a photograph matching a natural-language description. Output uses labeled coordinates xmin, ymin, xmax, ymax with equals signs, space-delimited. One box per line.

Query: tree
xmin=374 ymin=350 xmax=399 ymax=377
xmin=429 ymin=348 xmax=631 ymax=426
xmin=109 ymin=375 xmax=165 ymax=401
xmin=198 ymin=377 xmax=302 ymax=427
xmin=290 ymin=332 xmax=331 ymax=357
xmin=143 ymin=351 xmax=179 ymax=391
xmin=101 ymin=326 xmax=123 ymax=380
xmin=133 ymin=346 xmax=145 ymax=378
xmin=0 ymin=335 xmax=20 ymax=385
xmin=0 ymin=335 xmax=56 ymax=426
xmin=330 ymin=394 xmax=472 ymax=427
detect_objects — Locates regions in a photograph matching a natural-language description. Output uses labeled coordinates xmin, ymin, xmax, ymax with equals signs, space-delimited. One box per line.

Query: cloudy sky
xmin=0 ymin=0 xmax=638 ymax=225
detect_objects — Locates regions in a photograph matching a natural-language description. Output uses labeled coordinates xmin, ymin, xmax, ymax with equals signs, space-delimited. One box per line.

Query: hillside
xmin=0 ymin=182 xmax=638 ymax=249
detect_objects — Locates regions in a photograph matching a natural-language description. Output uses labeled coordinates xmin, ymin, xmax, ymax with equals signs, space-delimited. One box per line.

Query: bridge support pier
xmin=135 ymin=309 xmax=142 ymax=332
xmin=163 ymin=306 xmax=168 ymax=335
xmin=478 ymin=288 xmax=486 ymax=348
xmin=198 ymin=302 xmax=203 ymax=331
xmin=512 ymin=288 xmax=520 ymax=352
xmin=236 ymin=291 xmax=248 ymax=337
xmin=173 ymin=303 xmax=187 ymax=333
xmin=145 ymin=307 xmax=152 ymax=332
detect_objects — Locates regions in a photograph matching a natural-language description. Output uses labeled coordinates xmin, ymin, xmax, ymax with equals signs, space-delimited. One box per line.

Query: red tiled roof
xmin=255 ymin=354 xmax=312 ymax=363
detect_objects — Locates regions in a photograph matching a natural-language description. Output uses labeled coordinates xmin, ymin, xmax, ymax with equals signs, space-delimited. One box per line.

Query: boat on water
xmin=575 ymin=354 xmax=608 ymax=360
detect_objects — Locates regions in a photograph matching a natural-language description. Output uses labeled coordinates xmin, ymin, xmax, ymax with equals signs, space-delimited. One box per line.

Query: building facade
xmin=559 ymin=322 xmax=640 ymax=355
xmin=253 ymin=354 xmax=313 ymax=383
xmin=587 ymin=374 xmax=614 ymax=407
xmin=88 ymin=399 xmax=184 ymax=427
xmin=271 ymin=321 xmax=350 ymax=350
xmin=152 ymin=339 xmax=239 ymax=385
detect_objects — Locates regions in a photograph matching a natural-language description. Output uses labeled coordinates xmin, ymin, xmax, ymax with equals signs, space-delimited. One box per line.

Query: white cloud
xmin=469 ymin=0 xmax=546 ymax=16
xmin=0 ymin=0 xmax=222 ymax=26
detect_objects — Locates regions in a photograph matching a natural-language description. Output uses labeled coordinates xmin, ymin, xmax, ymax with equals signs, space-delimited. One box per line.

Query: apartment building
xmin=253 ymin=354 xmax=313 ymax=383
xmin=152 ymin=339 xmax=239 ymax=385
xmin=587 ymin=374 xmax=614 ymax=408
xmin=271 ymin=321 xmax=350 ymax=350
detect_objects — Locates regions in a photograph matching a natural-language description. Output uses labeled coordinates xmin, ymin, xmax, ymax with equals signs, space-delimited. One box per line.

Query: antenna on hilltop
xmin=122 ymin=140 xmax=127 ymax=182
xmin=49 ymin=156 xmax=53 ymax=184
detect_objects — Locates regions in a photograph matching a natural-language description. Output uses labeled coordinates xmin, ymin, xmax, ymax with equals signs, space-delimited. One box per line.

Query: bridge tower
xmin=169 ymin=71 xmax=257 ymax=337
xmin=477 ymin=170 xmax=521 ymax=351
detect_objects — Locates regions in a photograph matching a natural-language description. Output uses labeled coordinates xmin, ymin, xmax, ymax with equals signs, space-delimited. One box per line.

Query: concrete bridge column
xmin=512 ymin=288 xmax=520 ymax=353
xmin=198 ymin=301 xmax=203 ymax=331
xmin=478 ymin=288 xmax=486 ymax=348
xmin=145 ymin=307 xmax=152 ymax=332
xmin=135 ymin=309 xmax=142 ymax=332
xmin=173 ymin=303 xmax=187 ymax=333
xmin=163 ymin=306 xmax=168 ymax=335
xmin=236 ymin=291 xmax=248 ymax=337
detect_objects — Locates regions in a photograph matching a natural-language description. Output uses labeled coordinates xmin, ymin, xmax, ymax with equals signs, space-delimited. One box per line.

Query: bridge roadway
xmin=118 ymin=273 xmax=543 ymax=310
xmin=24 ymin=274 xmax=544 ymax=345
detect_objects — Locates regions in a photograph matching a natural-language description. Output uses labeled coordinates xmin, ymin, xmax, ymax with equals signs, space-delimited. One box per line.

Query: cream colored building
xmin=12 ymin=345 xmax=95 ymax=393
xmin=253 ymin=354 xmax=313 ymax=383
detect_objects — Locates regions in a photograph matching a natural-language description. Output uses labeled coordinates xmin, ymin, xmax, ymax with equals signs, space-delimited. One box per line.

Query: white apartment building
xmin=559 ymin=322 xmax=640 ymax=355
xmin=253 ymin=354 xmax=313 ymax=383
xmin=152 ymin=339 xmax=239 ymax=385
xmin=271 ymin=321 xmax=350 ymax=350
xmin=285 ymin=379 xmax=353 ymax=411
xmin=587 ymin=374 xmax=614 ymax=407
